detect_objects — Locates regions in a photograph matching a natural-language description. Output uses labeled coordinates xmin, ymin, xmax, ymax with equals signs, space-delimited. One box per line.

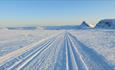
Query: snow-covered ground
xmin=70 ymin=29 xmax=115 ymax=68
xmin=0 ymin=29 xmax=61 ymax=56
xmin=0 ymin=29 xmax=115 ymax=70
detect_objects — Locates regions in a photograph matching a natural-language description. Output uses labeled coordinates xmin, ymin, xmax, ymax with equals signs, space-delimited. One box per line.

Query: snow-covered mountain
xmin=44 ymin=21 xmax=90 ymax=30
xmin=95 ymin=19 xmax=115 ymax=29
xmin=79 ymin=21 xmax=90 ymax=29
xmin=4 ymin=21 xmax=90 ymax=30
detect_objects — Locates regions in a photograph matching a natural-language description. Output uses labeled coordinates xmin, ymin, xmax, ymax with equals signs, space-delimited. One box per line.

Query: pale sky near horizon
xmin=0 ymin=0 xmax=115 ymax=27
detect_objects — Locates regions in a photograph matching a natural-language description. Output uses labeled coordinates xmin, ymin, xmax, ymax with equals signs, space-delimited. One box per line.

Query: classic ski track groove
xmin=0 ymin=31 xmax=113 ymax=70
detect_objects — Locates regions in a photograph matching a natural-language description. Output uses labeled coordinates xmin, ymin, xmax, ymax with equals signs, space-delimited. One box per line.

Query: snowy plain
xmin=0 ymin=29 xmax=115 ymax=70
xmin=0 ymin=29 xmax=60 ymax=56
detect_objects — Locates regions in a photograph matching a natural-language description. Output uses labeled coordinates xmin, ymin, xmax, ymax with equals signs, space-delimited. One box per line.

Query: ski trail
xmin=33 ymin=36 xmax=60 ymax=70
xmin=65 ymin=32 xmax=78 ymax=70
xmin=22 ymin=33 xmax=65 ymax=70
xmin=37 ymin=39 xmax=59 ymax=70
xmin=9 ymin=35 xmax=58 ymax=70
xmin=0 ymin=32 xmax=63 ymax=69
xmin=65 ymin=34 xmax=69 ymax=70
xmin=53 ymin=37 xmax=66 ymax=70
xmin=66 ymin=34 xmax=78 ymax=70
xmin=68 ymin=33 xmax=89 ymax=70
xmin=9 ymin=39 xmax=54 ymax=70
xmin=65 ymin=44 xmax=69 ymax=70
xmin=68 ymin=32 xmax=113 ymax=70
xmin=8 ymin=39 xmax=53 ymax=69
xmin=0 ymin=31 xmax=114 ymax=70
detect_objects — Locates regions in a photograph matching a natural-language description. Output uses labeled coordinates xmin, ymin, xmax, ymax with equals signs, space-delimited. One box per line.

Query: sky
xmin=0 ymin=0 xmax=115 ymax=27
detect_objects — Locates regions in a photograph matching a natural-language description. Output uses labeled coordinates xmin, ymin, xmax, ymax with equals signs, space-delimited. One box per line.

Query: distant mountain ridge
xmin=7 ymin=27 xmax=37 ymax=30
xmin=95 ymin=19 xmax=115 ymax=29
xmin=6 ymin=26 xmax=44 ymax=30
xmin=44 ymin=21 xmax=90 ymax=30
xmin=3 ymin=21 xmax=90 ymax=30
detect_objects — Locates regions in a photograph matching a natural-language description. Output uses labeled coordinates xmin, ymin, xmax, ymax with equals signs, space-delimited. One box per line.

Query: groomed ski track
xmin=0 ymin=31 xmax=113 ymax=70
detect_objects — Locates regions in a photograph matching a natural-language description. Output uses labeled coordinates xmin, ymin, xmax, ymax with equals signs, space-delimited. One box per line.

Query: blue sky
xmin=0 ymin=0 xmax=115 ymax=27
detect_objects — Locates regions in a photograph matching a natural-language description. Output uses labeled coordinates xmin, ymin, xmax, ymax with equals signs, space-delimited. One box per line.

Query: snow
xmin=70 ymin=29 xmax=115 ymax=67
xmin=0 ymin=29 xmax=115 ymax=70
xmin=95 ymin=19 xmax=115 ymax=29
xmin=79 ymin=21 xmax=90 ymax=29
xmin=0 ymin=29 xmax=61 ymax=56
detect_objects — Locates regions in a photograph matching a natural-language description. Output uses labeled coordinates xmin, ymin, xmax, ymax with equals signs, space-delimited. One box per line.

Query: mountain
xmin=7 ymin=27 xmax=37 ymax=30
xmin=95 ymin=19 xmax=115 ymax=29
xmin=5 ymin=21 xmax=90 ymax=30
xmin=44 ymin=25 xmax=78 ymax=30
xmin=44 ymin=21 xmax=90 ymax=30
xmin=79 ymin=21 xmax=90 ymax=29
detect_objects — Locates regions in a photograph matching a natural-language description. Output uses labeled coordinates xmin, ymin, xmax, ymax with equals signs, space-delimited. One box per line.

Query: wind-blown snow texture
xmin=0 ymin=29 xmax=115 ymax=70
